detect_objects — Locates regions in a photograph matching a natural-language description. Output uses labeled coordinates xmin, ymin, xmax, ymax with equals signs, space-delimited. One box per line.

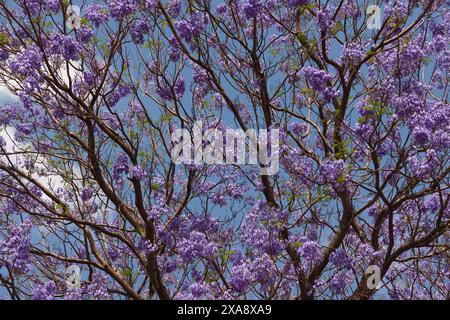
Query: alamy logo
xmin=66 ymin=5 xmax=81 ymax=30
xmin=367 ymin=5 xmax=381 ymax=30
xmin=66 ymin=265 xmax=81 ymax=289
xmin=170 ymin=121 xmax=279 ymax=175
xmin=366 ymin=265 xmax=382 ymax=290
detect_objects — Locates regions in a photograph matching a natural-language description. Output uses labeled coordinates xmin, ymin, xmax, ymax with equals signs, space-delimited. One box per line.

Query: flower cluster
xmin=329 ymin=270 xmax=353 ymax=295
xmin=155 ymin=76 xmax=185 ymax=101
xmin=9 ymin=46 xmax=42 ymax=78
xmin=84 ymin=4 xmax=109 ymax=27
xmin=48 ymin=33 xmax=81 ymax=61
xmin=81 ymin=187 xmax=94 ymax=202
xmin=286 ymin=0 xmax=309 ymax=7
xmin=113 ymin=153 xmax=130 ymax=183
xmin=175 ymin=12 xmax=209 ymax=42
xmin=174 ymin=76 xmax=186 ymax=97
xmin=178 ymin=231 xmax=218 ymax=263
xmin=131 ymin=19 xmax=150 ymax=44
xmin=297 ymin=240 xmax=322 ymax=265
xmin=316 ymin=8 xmax=332 ymax=32
xmin=107 ymin=0 xmax=135 ymax=20
xmin=303 ymin=66 xmax=338 ymax=102
xmin=132 ymin=165 xmax=148 ymax=181
xmin=32 ymin=281 xmax=57 ymax=300
xmin=77 ymin=26 xmax=94 ymax=43
xmin=340 ymin=42 xmax=365 ymax=64
xmin=241 ymin=201 xmax=285 ymax=256
xmin=46 ymin=0 xmax=60 ymax=12
xmin=329 ymin=248 xmax=352 ymax=268
xmin=229 ymin=262 xmax=254 ymax=293
xmin=0 ymin=220 xmax=32 ymax=274
xmin=242 ymin=0 xmax=264 ymax=19
xmin=0 ymin=49 xmax=9 ymax=61
xmin=319 ymin=159 xmax=346 ymax=184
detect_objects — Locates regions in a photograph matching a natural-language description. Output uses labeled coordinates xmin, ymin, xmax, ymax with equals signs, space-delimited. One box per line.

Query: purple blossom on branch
xmin=84 ymin=4 xmax=109 ymax=27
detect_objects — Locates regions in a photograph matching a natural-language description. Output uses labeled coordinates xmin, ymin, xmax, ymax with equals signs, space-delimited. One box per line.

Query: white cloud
xmin=0 ymin=84 xmax=16 ymax=102
xmin=0 ymin=78 xmax=110 ymax=229
xmin=0 ymin=126 xmax=67 ymax=193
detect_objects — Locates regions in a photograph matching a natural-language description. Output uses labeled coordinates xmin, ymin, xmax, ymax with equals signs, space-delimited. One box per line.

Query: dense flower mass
xmin=0 ymin=0 xmax=448 ymax=301
xmin=84 ymin=4 xmax=109 ymax=27
xmin=286 ymin=0 xmax=309 ymax=7
xmin=0 ymin=220 xmax=32 ymax=274
xmin=48 ymin=33 xmax=81 ymax=61
xmin=131 ymin=19 xmax=150 ymax=44
xmin=107 ymin=0 xmax=135 ymax=20
xmin=303 ymin=67 xmax=339 ymax=102
xmin=174 ymin=12 xmax=209 ymax=42
xmin=8 ymin=46 xmax=42 ymax=77
xmin=32 ymin=281 xmax=57 ymax=300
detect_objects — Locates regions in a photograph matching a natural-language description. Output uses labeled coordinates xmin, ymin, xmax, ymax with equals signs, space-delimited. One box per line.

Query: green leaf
xmin=0 ymin=33 xmax=10 ymax=46
xmin=122 ymin=268 xmax=133 ymax=280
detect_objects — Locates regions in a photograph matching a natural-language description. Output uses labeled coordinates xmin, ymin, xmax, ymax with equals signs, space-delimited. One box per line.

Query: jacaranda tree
xmin=0 ymin=0 xmax=448 ymax=300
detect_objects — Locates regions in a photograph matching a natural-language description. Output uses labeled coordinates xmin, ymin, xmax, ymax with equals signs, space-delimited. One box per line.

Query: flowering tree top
xmin=0 ymin=0 xmax=448 ymax=300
